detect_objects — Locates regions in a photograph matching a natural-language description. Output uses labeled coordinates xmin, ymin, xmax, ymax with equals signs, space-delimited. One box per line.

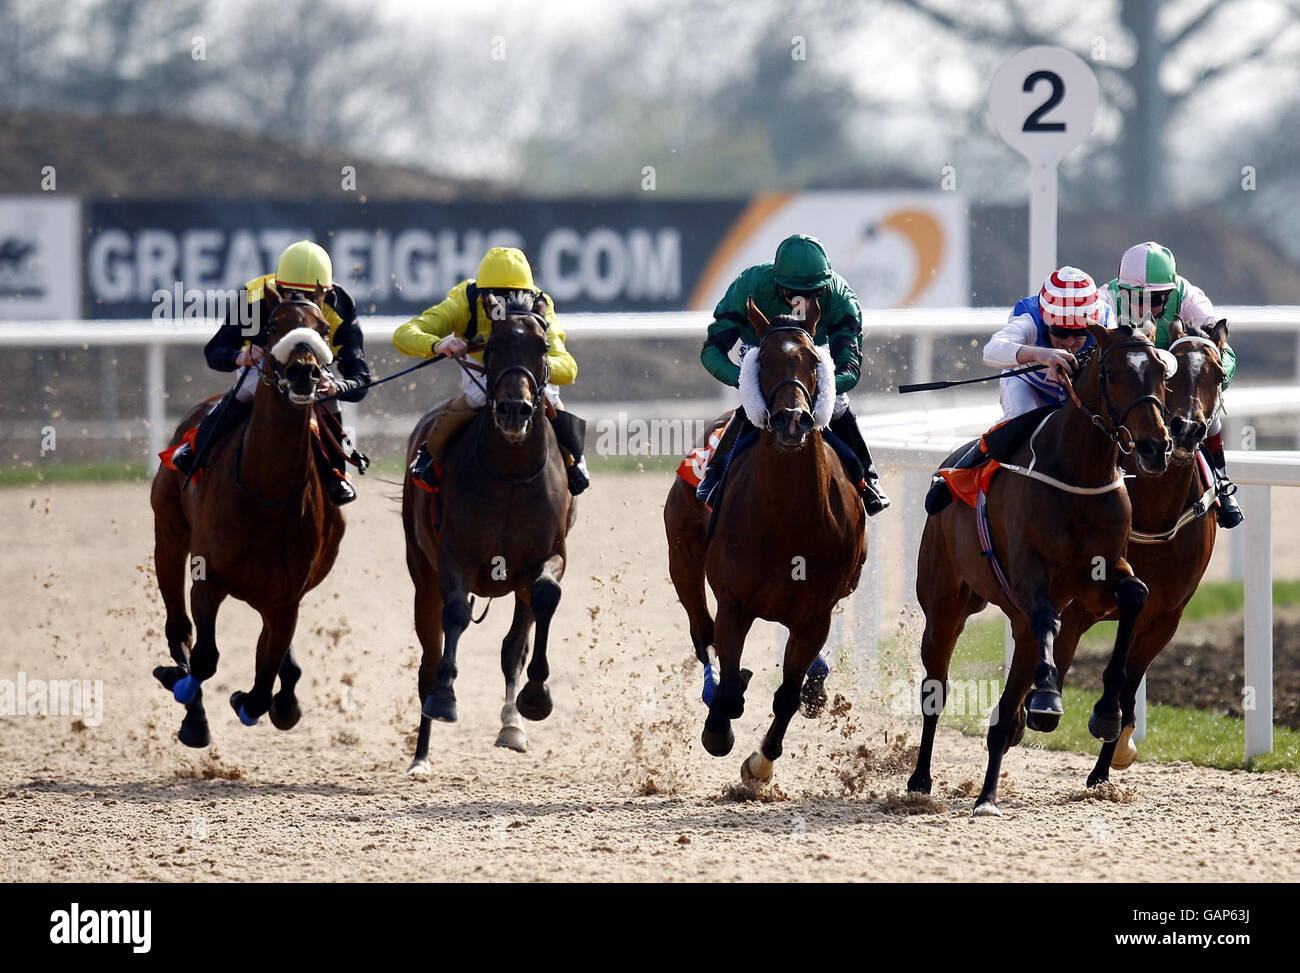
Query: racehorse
xmin=907 ymin=321 xmax=1173 ymax=815
xmin=401 ymin=291 xmax=576 ymax=774
xmin=151 ymin=284 xmax=344 ymax=746
xmin=664 ymin=298 xmax=866 ymax=784
xmin=1054 ymin=320 xmax=1230 ymax=786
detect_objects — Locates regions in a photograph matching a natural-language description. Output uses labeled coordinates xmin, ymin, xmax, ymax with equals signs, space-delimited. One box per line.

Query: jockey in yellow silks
xmin=393 ymin=246 xmax=589 ymax=494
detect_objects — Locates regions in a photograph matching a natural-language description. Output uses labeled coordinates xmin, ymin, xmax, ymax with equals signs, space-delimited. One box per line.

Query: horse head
xmin=1081 ymin=318 xmax=1173 ymax=475
xmin=1164 ymin=318 xmax=1229 ymax=462
xmin=262 ymin=281 xmax=333 ymax=406
xmin=483 ymin=290 xmax=551 ymax=444
xmin=743 ymin=296 xmax=834 ymax=449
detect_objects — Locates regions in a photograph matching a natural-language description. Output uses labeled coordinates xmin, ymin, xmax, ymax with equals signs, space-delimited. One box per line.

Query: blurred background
xmin=2 ymin=0 xmax=1300 ymax=471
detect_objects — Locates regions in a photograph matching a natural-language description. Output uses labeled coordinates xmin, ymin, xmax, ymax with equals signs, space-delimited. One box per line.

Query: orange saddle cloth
xmin=939 ymin=459 xmax=1002 ymax=508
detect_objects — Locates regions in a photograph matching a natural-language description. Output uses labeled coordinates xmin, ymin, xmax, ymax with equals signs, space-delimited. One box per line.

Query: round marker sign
xmin=989 ymin=46 xmax=1099 ymax=164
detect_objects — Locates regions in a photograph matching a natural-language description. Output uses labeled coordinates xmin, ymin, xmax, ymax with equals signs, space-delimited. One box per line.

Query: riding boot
xmin=173 ymin=397 xmax=251 ymax=474
xmin=924 ymin=440 xmax=985 ymax=515
xmin=827 ymin=410 xmax=890 ymax=516
xmin=310 ymin=433 xmax=357 ymax=505
xmin=549 ymin=410 xmax=590 ymax=495
xmin=424 ymin=394 xmax=480 ymax=462
xmin=1203 ymin=443 xmax=1244 ymax=529
xmin=696 ymin=411 xmax=749 ymax=505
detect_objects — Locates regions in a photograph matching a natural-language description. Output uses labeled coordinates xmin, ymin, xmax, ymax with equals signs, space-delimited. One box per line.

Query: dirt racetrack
xmin=3 ymin=472 xmax=1300 ymax=882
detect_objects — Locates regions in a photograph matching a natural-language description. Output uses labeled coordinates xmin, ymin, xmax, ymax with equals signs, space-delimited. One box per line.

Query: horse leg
xmin=497 ymin=596 xmax=534 ymax=751
xmin=1088 ymin=563 xmax=1148 ymax=743
xmin=151 ymin=480 xmax=193 ymax=668
xmin=230 ymin=604 xmax=299 ymax=726
xmin=742 ymin=616 xmax=831 ymax=783
xmin=907 ymin=590 xmax=979 ymax=795
xmin=407 ymin=578 xmax=444 ymax=776
xmin=423 ymin=576 xmax=469 ymax=724
xmin=1089 ymin=607 xmax=1172 ymax=786
xmin=972 ymin=615 xmax=1037 ymax=817
xmin=269 ymin=644 xmax=303 ymax=731
xmin=153 ymin=579 xmax=225 ymax=747
xmin=701 ymin=599 xmax=754 ymax=758
xmin=1024 ymin=586 xmax=1065 ymax=730
xmin=665 ymin=484 xmax=715 ymax=667
xmin=517 ymin=554 xmax=564 ymax=721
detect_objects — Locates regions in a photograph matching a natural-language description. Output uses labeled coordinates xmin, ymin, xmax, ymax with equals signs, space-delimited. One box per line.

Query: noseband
xmin=757 ymin=326 xmax=819 ymax=425
xmin=258 ymin=299 xmax=329 ymax=397
xmin=485 ymin=311 xmax=551 ymax=421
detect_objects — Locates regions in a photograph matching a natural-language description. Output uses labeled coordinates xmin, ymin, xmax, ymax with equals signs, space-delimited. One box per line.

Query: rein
xmin=1062 ymin=340 xmax=1169 ymax=456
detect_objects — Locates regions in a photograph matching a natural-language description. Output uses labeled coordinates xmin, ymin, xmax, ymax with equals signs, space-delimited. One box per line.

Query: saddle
xmin=936 ymin=405 xmax=1059 ymax=509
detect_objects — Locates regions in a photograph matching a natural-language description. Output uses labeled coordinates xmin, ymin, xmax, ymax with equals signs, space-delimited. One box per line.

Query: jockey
xmin=394 ymin=246 xmax=590 ymax=495
xmin=924 ymin=266 xmax=1108 ymax=512
xmin=1099 ymin=241 xmax=1242 ymax=528
xmin=171 ymin=240 xmax=370 ymax=505
xmin=695 ymin=233 xmax=890 ymax=515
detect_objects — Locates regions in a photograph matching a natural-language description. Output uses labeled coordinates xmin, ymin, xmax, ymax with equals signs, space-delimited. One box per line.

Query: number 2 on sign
xmin=1022 ymin=70 xmax=1066 ymax=132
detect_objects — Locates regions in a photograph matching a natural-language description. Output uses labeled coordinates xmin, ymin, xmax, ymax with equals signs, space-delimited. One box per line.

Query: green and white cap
xmin=1117 ymin=241 xmax=1177 ymax=291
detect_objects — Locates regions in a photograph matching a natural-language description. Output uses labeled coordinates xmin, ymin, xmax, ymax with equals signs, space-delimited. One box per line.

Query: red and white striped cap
xmin=1039 ymin=266 xmax=1100 ymax=330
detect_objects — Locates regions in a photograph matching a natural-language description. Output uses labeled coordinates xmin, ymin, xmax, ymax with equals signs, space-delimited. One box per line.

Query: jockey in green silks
xmin=1100 ymin=241 xmax=1243 ymax=528
xmin=695 ymin=233 xmax=890 ymax=516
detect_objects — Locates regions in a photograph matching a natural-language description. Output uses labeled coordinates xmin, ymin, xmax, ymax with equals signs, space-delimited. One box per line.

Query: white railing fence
xmin=5 ymin=307 xmax=1299 ymax=760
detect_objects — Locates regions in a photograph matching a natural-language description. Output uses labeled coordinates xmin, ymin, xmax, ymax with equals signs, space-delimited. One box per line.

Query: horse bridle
xmin=256 ymin=298 xmax=330 ymax=397
xmin=484 ymin=310 xmax=551 ymax=422
xmin=756 ymin=325 xmax=820 ymax=424
xmin=1066 ymin=339 xmax=1170 ymax=454
xmin=1168 ymin=334 xmax=1227 ymax=426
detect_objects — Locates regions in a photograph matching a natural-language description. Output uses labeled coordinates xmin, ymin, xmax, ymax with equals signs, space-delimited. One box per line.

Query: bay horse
xmin=402 ymin=291 xmax=576 ymax=775
xmin=907 ymin=321 xmax=1173 ymax=815
xmin=151 ymin=284 xmax=344 ymax=746
xmin=1054 ymin=320 xmax=1230 ymax=786
xmin=664 ymin=298 xmax=866 ymax=784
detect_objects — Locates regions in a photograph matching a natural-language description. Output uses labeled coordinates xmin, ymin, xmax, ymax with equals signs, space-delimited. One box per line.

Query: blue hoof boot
xmin=173 ymin=674 xmax=201 ymax=705
xmin=807 ymin=656 xmax=830 ymax=680
xmin=230 ymin=691 xmax=260 ymax=726
xmin=701 ymin=664 xmax=719 ymax=706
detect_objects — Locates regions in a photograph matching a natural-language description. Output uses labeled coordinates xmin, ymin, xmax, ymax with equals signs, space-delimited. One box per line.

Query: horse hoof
xmin=700 ymin=726 xmax=734 ymax=757
xmin=906 ymin=772 xmax=932 ymax=795
xmin=172 ymin=674 xmax=201 ymax=705
xmin=1086 ymin=770 xmax=1109 ymax=788
xmin=1027 ymin=690 xmax=1063 ymax=718
xmin=740 ymin=751 xmax=773 ymax=783
xmin=153 ymin=665 xmax=184 ymax=691
xmin=406 ymin=758 xmax=431 ymax=777
xmin=1025 ymin=710 xmax=1060 ymax=733
xmin=229 ymin=692 xmax=260 ymax=727
xmin=422 ymin=691 xmax=457 ymax=723
xmin=1088 ymin=707 xmax=1122 ymax=743
xmin=1110 ymin=726 xmax=1137 ymax=769
xmin=495 ymin=725 xmax=528 ymax=752
xmin=177 ymin=720 xmax=210 ymax=749
xmin=800 ymin=669 xmax=828 ymax=720
xmin=515 ymin=683 xmax=553 ymax=722
xmin=268 ymin=696 xmax=302 ymax=731
xmin=972 ymin=801 xmax=1003 ymax=818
